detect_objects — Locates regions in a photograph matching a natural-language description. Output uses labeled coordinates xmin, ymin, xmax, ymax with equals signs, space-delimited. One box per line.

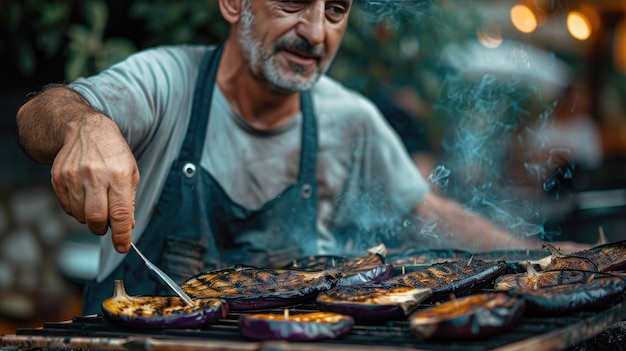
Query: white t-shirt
xmin=70 ymin=45 xmax=430 ymax=281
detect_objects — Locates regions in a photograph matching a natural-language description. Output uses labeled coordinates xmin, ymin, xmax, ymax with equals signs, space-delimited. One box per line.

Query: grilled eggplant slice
xmin=388 ymin=248 xmax=472 ymax=269
xmin=409 ymin=292 xmax=525 ymax=340
xmin=101 ymin=280 xmax=228 ymax=329
xmin=543 ymin=240 xmax=626 ymax=272
xmin=287 ymin=255 xmax=347 ymax=270
xmin=181 ymin=265 xmax=339 ymax=311
xmin=493 ymin=264 xmax=612 ymax=291
xmin=384 ymin=258 xmax=508 ymax=302
xmin=473 ymin=249 xmax=551 ymax=273
xmin=239 ymin=311 xmax=354 ymax=341
xmin=334 ymin=253 xmax=394 ymax=286
xmin=287 ymin=253 xmax=393 ymax=286
xmin=509 ymin=276 xmax=626 ymax=314
xmin=316 ymin=284 xmax=432 ymax=322
xmin=287 ymin=244 xmax=393 ymax=286
xmin=473 ymin=249 xmax=550 ymax=262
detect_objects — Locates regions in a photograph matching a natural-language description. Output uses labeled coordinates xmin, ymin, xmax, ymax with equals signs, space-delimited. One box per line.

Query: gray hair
xmin=240 ymin=0 xmax=253 ymax=27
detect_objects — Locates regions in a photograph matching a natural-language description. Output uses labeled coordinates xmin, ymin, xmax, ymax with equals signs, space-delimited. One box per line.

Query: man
xmin=16 ymin=0 xmax=587 ymax=314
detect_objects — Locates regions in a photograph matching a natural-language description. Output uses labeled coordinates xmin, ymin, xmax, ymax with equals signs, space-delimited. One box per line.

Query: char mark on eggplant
xmin=239 ymin=312 xmax=354 ymax=341
xmin=101 ymin=280 xmax=228 ymax=329
xmin=181 ymin=265 xmax=340 ymax=297
xmin=383 ymin=259 xmax=508 ymax=301
xmin=493 ymin=263 xmax=615 ymax=291
xmin=316 ymin=284 xmax=432 ymax=322
xmin=509 ymin=275 xmax=626 ymax=314
xmin=387 ymin=248 xmax=472 ymax=267
xmin=543 ymin=240 xmax=626 ymax=272
xmin=409 ymin=292 xmax=526 ymax=340
xmin=286 ymin=251 xmax=393 ymax=286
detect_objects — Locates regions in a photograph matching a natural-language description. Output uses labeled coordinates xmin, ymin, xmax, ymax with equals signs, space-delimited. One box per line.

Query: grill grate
xmin=3 ymin=298 xmax=625 ymax=351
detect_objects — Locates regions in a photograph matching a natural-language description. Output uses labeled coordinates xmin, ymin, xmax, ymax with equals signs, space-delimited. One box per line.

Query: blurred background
xmin=1 ymin=0 xmax=626 ymax=333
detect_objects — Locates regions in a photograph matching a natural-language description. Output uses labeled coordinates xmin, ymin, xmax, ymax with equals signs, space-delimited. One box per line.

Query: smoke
xmin=344 ymin=0 xmax=573 ymax=248
xmin=354 ymin=0 xmax=437 ymax=24
xmin=435 ymin=62 xmax=569 ymax=243
xmin=428 ymin=165 xmax=451 ymax=193
xmin=334 ymin=179 xmax=414 ymax=254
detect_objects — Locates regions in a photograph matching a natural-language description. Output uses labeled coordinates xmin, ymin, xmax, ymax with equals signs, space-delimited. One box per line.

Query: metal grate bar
xmin=5 ymin=299 xmax=624 ymax=351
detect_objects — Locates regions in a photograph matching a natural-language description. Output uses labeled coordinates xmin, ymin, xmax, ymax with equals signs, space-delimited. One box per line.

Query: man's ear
xmin=219 ymin=0 xmax=242 ymax=24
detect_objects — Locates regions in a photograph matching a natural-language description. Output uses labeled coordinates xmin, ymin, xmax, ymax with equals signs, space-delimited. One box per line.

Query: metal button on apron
xmin=183 ymin=163 xmax=196 ymax=178
xmin=301 ymin=183 xmax=313 ymax=199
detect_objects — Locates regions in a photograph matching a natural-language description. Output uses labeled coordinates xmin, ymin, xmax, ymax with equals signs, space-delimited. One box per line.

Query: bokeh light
xmin=567 ymin=11 xmax=592 ymax=41
xmin=510 ymin=4 xmax=537 ymax=34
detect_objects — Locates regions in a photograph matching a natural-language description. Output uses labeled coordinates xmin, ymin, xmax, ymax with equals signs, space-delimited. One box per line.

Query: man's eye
xmin=326 ymin=5 xmax=347 ymax=22
xmin=279 ymin=0 xmax=306 ymax=12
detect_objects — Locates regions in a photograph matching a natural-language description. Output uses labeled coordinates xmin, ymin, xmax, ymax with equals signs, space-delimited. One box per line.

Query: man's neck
xmin=216 ymin=41 xmax=301 ymax=130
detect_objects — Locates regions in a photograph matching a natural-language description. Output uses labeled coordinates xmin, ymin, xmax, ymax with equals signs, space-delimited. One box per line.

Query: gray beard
xmin=237 ymin=4 xmax=324 ymax=92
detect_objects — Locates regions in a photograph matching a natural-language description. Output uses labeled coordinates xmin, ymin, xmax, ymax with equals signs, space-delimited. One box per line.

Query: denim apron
xmin=82 ymin=44 xmax=319 ymax=314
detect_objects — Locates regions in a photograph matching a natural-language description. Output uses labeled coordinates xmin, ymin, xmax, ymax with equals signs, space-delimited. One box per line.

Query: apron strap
xmin=298 ymin=91 xmax=317 ymax=184
xmin=179 ymin=44 xmax=224 ymax=162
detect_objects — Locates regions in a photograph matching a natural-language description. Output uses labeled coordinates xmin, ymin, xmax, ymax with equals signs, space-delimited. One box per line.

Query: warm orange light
xmin=510 ymin=5 xmax=537 ymax=34
xmin=615 ymin=19 xmax=626 ymax=72
xmin=567 ymin=11 xmax=592 ymax=40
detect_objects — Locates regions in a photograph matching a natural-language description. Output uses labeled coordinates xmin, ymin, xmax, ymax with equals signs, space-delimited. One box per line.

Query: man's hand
xmin=51 ymin=113 xmax=139 ymax=253
xmin=17 ymin=86 xmax=139 ymax=253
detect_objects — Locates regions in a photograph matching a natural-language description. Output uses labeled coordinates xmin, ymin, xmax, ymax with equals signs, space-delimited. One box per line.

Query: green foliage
xmin=1 ymin=0 xmax=73 ymax=77
xmin=0 ymin=0 xmax=473 ymax=149
xmin=331 ymin=3 xmax=450 ymax=97
xmin=1 ymin=0 xmax=137 ymax=81
xmin=1 ymin=0 xmax=449 ymax=91
xmin=128 ymin=0 xmax=227 ymax=47
xmin=65 ymin=1 xmax=137 ymax=81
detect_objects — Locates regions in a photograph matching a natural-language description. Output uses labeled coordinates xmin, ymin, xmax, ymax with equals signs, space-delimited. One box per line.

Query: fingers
xmin=108 ymin=187 xmax=137 ymax=254
xmin=51 ymin=155 xmax=88 ymax=224
xmin=51 ymin=163 xmax=73 ymax=217
xmin=48 ymin=113 xmax=141 ymax=254
xmin=108 ymin=166 xmax=139 ymax=254
xmin=51 ymin=141 xmax=139 ymax=254
xmin=84 ymin=186 xmax=112 ymax=235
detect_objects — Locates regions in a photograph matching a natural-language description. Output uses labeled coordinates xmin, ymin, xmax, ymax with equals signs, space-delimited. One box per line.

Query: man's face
xmin=238 ymin=0 xmax=352 ymax=92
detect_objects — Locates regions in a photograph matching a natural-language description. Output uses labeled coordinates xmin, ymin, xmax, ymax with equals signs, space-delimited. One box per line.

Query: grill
xmin=2 ymin=298 xmax=625 ymax=351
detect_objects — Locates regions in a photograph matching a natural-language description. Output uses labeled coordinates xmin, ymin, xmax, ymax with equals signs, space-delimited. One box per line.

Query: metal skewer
xmin=130 ymin=242 xmax=195 ymax=307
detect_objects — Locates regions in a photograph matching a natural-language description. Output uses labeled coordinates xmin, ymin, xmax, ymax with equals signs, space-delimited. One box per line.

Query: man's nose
xmin=297 ymin=2 xmax=326 ymax=46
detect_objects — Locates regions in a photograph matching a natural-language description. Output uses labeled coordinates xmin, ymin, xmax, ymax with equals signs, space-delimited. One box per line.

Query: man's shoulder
xmin=125 ymin=44 xmax=215 ymax=66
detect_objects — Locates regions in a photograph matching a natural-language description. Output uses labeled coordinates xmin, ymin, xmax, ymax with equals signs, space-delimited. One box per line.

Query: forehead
xmin=265 ymin=0 xmax=354 ymax=6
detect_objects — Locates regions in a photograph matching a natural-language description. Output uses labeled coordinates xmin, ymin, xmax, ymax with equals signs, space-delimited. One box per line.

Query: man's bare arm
xmin=414 ymin=192 xmax=591 ymax=253
xmin=16 ymin=86 xmax=139 ymax=253
xmin=17 ymin=85 xmax=92 ymax=163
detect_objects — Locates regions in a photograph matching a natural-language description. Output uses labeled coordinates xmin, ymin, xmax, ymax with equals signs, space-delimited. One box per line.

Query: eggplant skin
xmin=286 ymin=253 xmax=393 ymax=287
xmin=388 ymin=249 xmax=472 ymax=266
xmin=409 ymin=292 xmax=526 ymax=340
xmin=238 ymin=312 xmax=354 ymax=341
xmin=384 ymin=259 xmax=508 ymax=302
xmin=510 ymin=276 xmax=626 ymax=315
xmin=102 ymin=296 xmax=228 ymax=329
xmin=181 ymin=265 xmax=338 ymax=310
xmin=493 ymin=269 xmax=608 ymax=291
xmin=545 ymin=240 xmax=626 ymax=272
xmin=334 ymin=253 xmax=394 ymax=286
xmin=287 ymin=255 xmax=347 ymax=271
xmin=101 ymin=280 xmax=228 ymax=329
xmin=316 ymin=284 xmax=432 ymax=323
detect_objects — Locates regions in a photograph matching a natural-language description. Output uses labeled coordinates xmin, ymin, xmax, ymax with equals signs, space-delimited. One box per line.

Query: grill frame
xmin=2 ymin=297 xmax=625 ymax=351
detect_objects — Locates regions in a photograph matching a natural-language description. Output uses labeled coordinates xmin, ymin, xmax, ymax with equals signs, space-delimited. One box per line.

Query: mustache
xmin=276 ymin=36 xmax=326 ymax=59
